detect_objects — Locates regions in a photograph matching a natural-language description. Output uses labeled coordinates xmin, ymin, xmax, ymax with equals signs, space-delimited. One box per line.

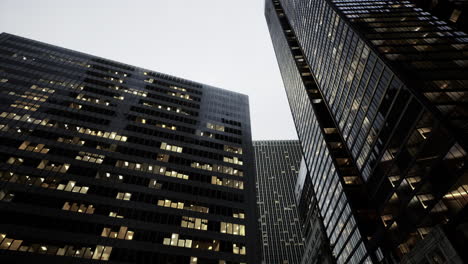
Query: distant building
xmin=0 ymin=33 xmax=258 ymax=264
xmin=295 ymin=159 xmax=335 ymax=264
xmin=410 ymin=0 xmax=468 ymax=32
xmin=254 ymin=140 xmax=304 ymax=264
xmin=265 ymin=0 xmax=468 ymax=262
xmin=400 ymin=225 xmax=465 ymax=264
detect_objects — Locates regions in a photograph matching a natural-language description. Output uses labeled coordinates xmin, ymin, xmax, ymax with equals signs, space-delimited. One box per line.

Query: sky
xmin=0 ymin=0 xmax=298 ymax=140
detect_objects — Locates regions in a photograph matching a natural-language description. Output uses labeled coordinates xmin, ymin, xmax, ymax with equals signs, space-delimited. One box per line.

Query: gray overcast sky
xmin=0 ymin=0 xmax=298 ymax=140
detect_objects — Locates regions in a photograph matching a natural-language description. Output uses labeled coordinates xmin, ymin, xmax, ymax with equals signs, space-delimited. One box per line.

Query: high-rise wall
xmin=295 ymin=159 xmax=335 ymax=264
xmin=0 ymin=33 xmax=258 ymax=264
xmin=265 ymin=0 xmax=468 ymax=262
xmin=254 ymin=140 xmax=304 ymax=264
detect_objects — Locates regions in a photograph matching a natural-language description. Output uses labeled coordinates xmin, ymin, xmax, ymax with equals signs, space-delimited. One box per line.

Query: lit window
xmin=6 ymin=157 xmax=24 ymax=165
xmin=181 ymin=216 xmax=208 ymax=230
xmin=37 ymin=160 xmax=70 ymax=173
xmin=75 ymin=151 xmax=105 ymax=164
xmin=116 ymin=192 xmax=132 ymax=201
xmin=220 ymin=222 xmax=245 ymax=236
xmin=62 ymin=202 xmax=95 ymax=214
xmin=101 ymin=226 xmax=134 ymax=240
xmin=450 ymin=9 xmax=462 ymax=23
xmin=160 ymin=142 xmax=183 ymax=153
xmin=109 ymin=212 xmax=124 ymax=218
xmin=233 ymin=243 xmax=246 ymax=255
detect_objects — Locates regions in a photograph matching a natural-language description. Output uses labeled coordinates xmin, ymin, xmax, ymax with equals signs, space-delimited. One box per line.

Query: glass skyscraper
xmin=0 ymin=33 xmax=258 ymax=264
xmin=254 ymin=140 xmax=304 ymax=264
xmin=265 ymin=0 xmax=468 ymax=263
xmin=295 ymin=159 xmax=335 ymax=264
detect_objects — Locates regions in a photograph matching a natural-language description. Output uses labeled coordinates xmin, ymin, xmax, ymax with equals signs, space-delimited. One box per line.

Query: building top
xmin=0 ymin=32 xmax=249 ymax=100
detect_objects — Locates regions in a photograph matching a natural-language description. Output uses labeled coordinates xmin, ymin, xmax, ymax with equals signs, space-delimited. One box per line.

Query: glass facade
xmin=295 ymin=159 xmax=335 ymax=264
xmin=265 ymin=0 xmax=468 ymax=262
xmin=254 ymin=140 xmax=304 ymax=264
xmin=0 ymin=33 xmax=258 ymax=264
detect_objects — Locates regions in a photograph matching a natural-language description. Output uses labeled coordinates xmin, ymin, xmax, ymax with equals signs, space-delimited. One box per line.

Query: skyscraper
xmin=0 ymin=33 xmax=258 ymax=264
xmin=265 ymin=0 xmax=468 ymax=263
xmin=295 ymin=159 xmax=334 ymax=264
xmin=253 ymin=140 xmax=304 ymax=264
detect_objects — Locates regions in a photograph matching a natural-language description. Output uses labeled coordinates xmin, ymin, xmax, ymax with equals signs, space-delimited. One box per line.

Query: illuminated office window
xmin=160 ymin=142 xmax=183 ymax=153
xmin=116 ymin=192 xmax=132 ymax=201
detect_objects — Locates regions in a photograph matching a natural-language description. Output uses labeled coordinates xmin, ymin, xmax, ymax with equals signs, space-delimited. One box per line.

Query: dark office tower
xmin=0 ymin=33 xmax=258 ymax=264
xmin=266 ymin=0 xmax=468 ymax=263
xmin=253 ymin=140 xmax=304 ymax=264
xmin=295 ymin=159 xmax=335 ymax=264
xmin=409 ymin=0 xmax=468 ymax=32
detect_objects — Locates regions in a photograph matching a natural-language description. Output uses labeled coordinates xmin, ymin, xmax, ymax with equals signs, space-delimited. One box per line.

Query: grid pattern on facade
xmin=254 ymin=140 xmax=304 ymax=264
xmin=266 ymin=0 xmax=468 ymax=262
xmin=0 ymin=33 xmax=258 ymax=264
xmin=265 ymin=2 xmax=371 ymax=263
xmin=295 ymin=159 xmax=335 ymax=264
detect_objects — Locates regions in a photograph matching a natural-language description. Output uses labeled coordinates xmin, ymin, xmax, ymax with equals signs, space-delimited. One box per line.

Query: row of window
xmin=0 ymin=182 xmax=245 ymax=240
xmin=19 ymin=136 xmax=242 ymax=187
xmin=0 ymin=165 xmax=244 ymax=216
xmin=5 ymin=135 xmax=247 ymax=195
xmin=1 ymin=112 xmax=241 ymax=172
xmin=3 ymin=50 xmax=204 ymax=111
xmin=115 ymin=160 xmax=189 ymax=179
xmin=1 ymin=111 xmax=129 ymax=142
xmin=2 ymin=193 xmax=247 ymax=251
xmin=142 ymin=100 xmax=192 ymax=116
xmin=162 ymin=233 xmax=246 ymax=255
xmin=101 ymin=226 xmax=134 ymax=240
xmin=0 ymin=233 xmax=112 ymax=261
xmin=191 ymin=162 xmax=244 ymax=177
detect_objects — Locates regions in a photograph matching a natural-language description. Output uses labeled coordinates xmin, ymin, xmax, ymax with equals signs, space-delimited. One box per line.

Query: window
xmin=233 ymin=243 xmax=246 ymax=255
xmin=450 ymin=9 xmax=462 ymax=23
xmin=62 ymin=202 xmax=95 ymax=214
xmin=163 ymin=233 xmax=192 ymax=248
xmin=211 ymin=176 xmax=244 ymax=189
xmin=181 ymin=216 xmax=208 ymax=230
xmin=233 ymin=213 xmax=245 ymax=219
xmin=37 ymin=160 xmax=70 ymax=173
xmin=57 ymin=136 xmax=85 ymax=146
xmin=116 ymin=192 xmax=132 ymax=201
xmin=168 ymin=91 xmax=192 ymax=100
xmin=75 ymin=152 xmax=105 ymax=164
xmin=164 ymin=169 xmax=189 ymax=180
xmin=0 ymin=190 xmax=14 ymax=202
xmin=148 ymin=179 xmax=162 ymax=189
xmin=417 ymin=194 xmax=434 ymax=208
xmin=101 ymin=226 xmax=134 ymax=240
xmin=56 ymin=181 xmax=89 ymax=194
xmin=224 ymin=145 xmax=243 ymax=154
xmin=207 ymin=122 xmax=225 ymax=132
xmin=160 ymin=142 xmax=183 ymax=153
xmin=92 ymin=245 xmax=113 ymax=261
xmin=163 ymin=233 xmax=219 ymax=252
xmin=223 ymin=156 xmax=243 ymax=165
xmin=156 ymin=154 xmax=170 ymax=162
xmin=0 ymin=233 xmax=110 ymax=260
xmin=192 ymin=163 xmax=243 ymax=177
xmin=220 ymin=222 xmax=245 ymax=236
xmin=10 ymin=101 xmax=41 ymax=111
xmin=157 ymin=199 xmax=209 ymax=213
xmin=6 ymin=157 xmax=23 ymax=165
